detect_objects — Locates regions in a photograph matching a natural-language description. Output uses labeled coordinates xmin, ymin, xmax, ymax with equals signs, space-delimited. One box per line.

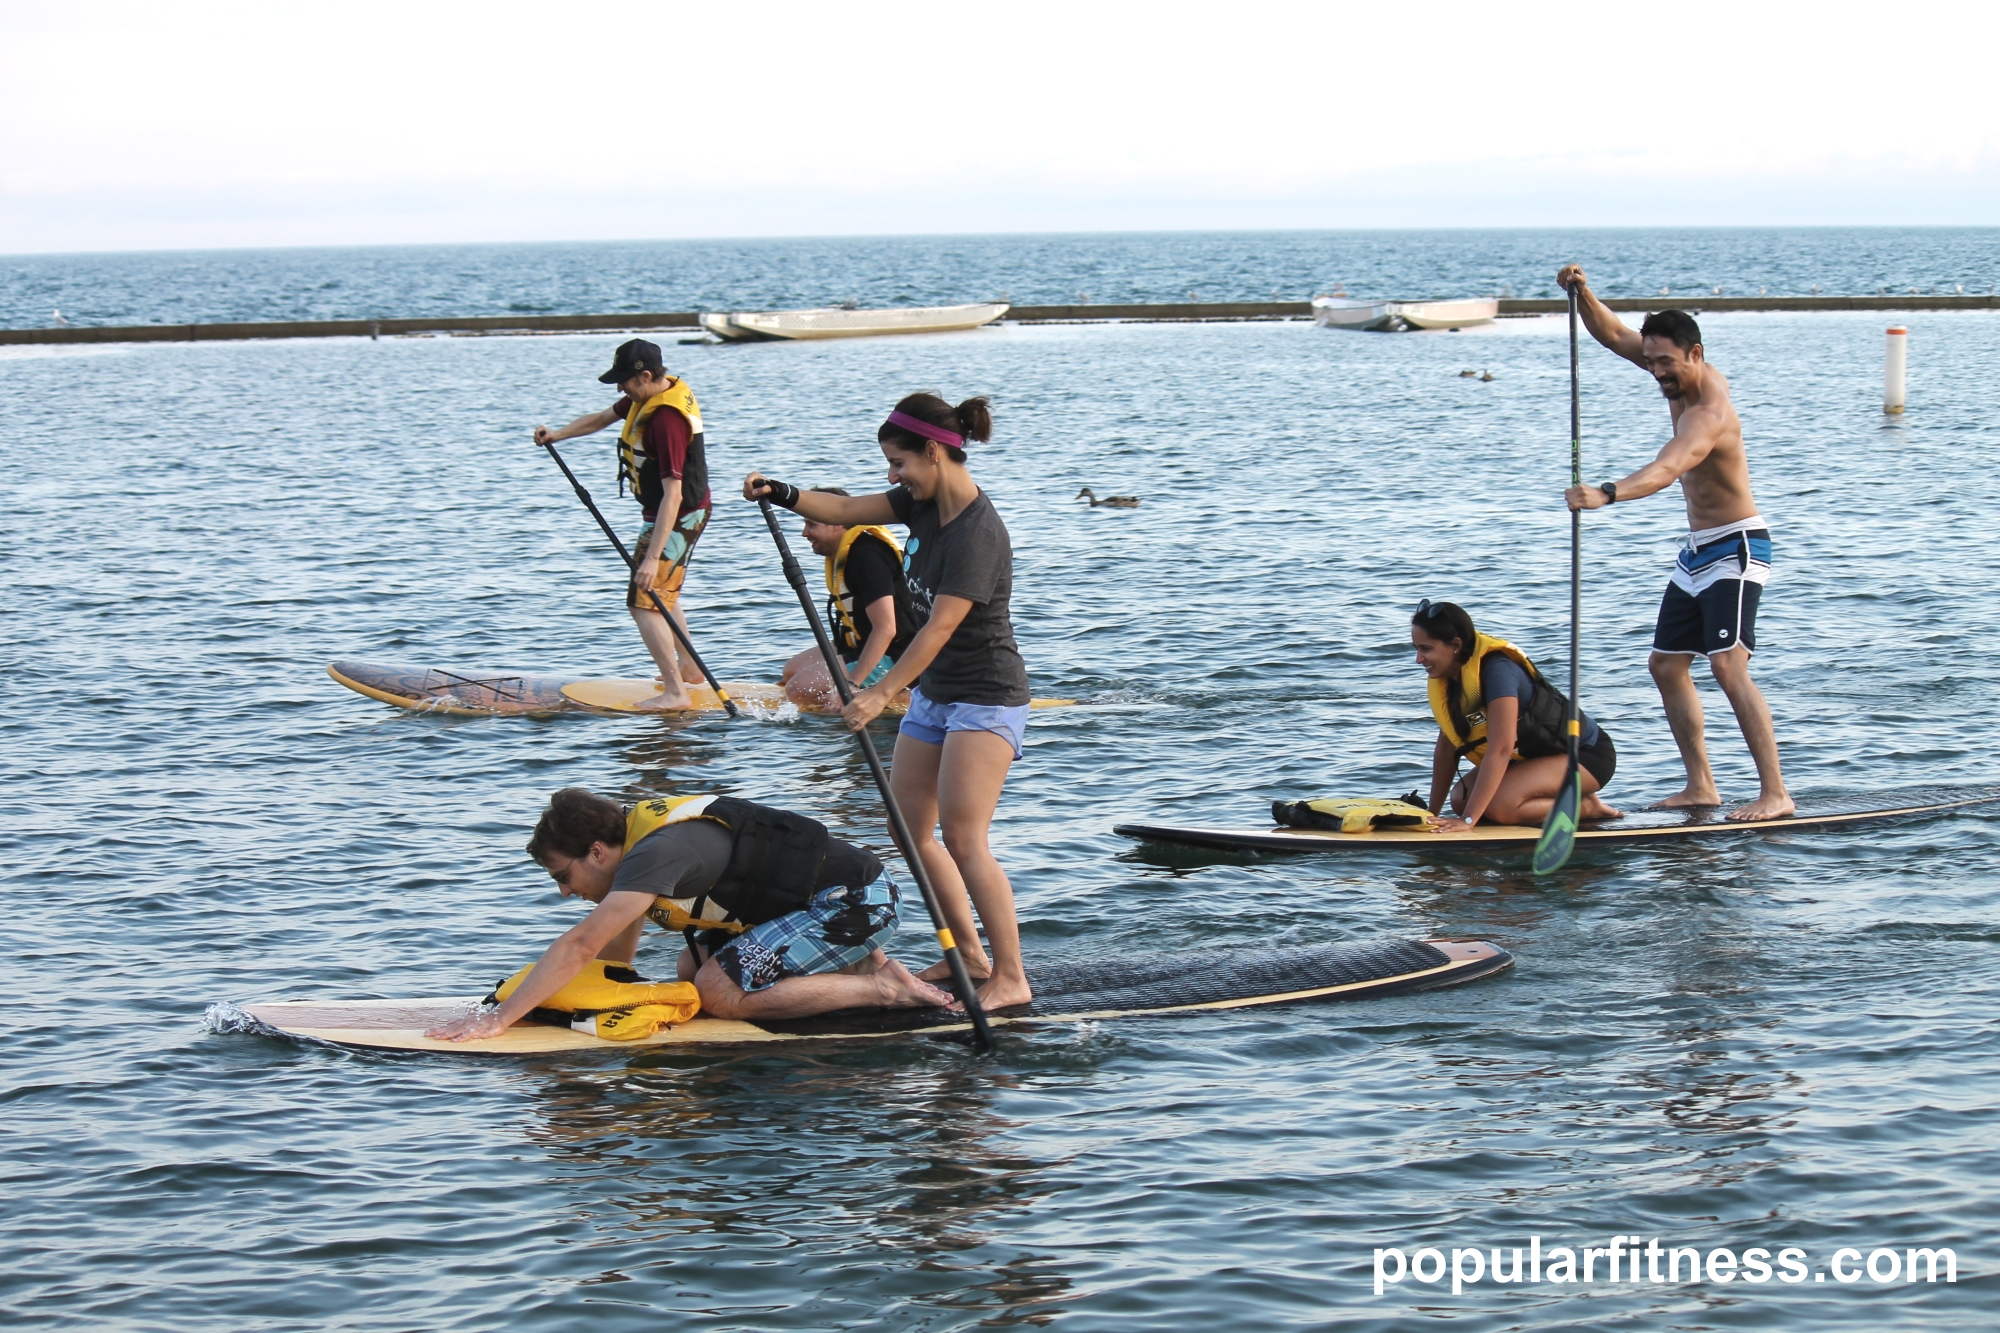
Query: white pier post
xmin=1884 ymin=326 xmax=1907 ymax=414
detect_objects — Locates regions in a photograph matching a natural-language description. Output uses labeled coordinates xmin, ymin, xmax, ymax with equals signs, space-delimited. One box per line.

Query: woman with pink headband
xmin=743 ymin=392 xmax=1035 ymax=1009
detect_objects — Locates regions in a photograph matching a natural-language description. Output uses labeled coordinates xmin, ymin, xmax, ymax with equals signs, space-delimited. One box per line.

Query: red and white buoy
xmin=1884 ymin=326 xmax=1907 ymax=415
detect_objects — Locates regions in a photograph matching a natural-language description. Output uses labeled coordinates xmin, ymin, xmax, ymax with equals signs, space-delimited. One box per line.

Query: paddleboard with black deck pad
xmin=234 ymin=937 xmax=1511 ymax=1054
xmin=1115 ymin=783 xmax=2000 ymax=856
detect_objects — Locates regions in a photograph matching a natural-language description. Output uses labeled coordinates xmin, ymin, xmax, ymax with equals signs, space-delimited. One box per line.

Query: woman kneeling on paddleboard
xmin=1413 ymin=599 xmax=1622 ymax=831
xmin=745 ymin=394 xmax=1034 ymax=1010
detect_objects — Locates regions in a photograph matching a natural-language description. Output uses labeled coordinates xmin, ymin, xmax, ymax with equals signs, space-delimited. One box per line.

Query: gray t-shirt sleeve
xmin=1480 ymin=656 xmax=1537 ymax=708
xmin=608 ymin=820 xmax=734 ymax=899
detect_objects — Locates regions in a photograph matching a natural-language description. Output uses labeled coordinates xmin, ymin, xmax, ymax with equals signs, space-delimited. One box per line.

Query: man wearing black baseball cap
xmin=534 ymin=339 xmax=713 ymax=707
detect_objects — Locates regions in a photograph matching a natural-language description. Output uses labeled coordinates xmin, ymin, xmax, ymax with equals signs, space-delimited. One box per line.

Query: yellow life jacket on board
xmin=489 ymin=957 xmax=701 ymax=1039
xmin=1428 ymin=633 xmax=1570 ymax=764
xmin=617 ymin=379 xmax=704 ymax=506
xmin=1272 ymin=797 xmax=1435 ymax=834
xmin=824 ymin=525 xmax=905 ymax=656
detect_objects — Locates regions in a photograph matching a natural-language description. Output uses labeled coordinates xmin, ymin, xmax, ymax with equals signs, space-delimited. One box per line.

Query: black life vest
xmin=624 ymin=795 xmax=882 ymax=938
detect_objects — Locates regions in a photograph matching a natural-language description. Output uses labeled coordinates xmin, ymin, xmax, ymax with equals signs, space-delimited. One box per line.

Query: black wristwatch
xmin=1598 ymin=481 xmax=1618 ymax=504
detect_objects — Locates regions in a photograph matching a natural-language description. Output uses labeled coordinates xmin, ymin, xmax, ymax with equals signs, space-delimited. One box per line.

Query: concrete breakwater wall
xmin=6 ymin=295 xmax=1998 ymax=346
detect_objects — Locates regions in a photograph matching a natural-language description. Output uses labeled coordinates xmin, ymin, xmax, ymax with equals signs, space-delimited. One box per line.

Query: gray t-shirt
xmin=885 ymin=486 xmax=1031 ymax=707
xmin=608 ymin=819 xmax=734 ymax=899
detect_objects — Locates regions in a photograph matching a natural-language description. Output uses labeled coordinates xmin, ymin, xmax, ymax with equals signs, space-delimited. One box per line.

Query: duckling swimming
xmin=1077 ymin=487 xmax=1141 ymax=509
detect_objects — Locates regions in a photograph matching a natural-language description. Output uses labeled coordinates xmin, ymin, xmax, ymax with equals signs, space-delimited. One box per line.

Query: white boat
xmin=1394 ymin=298 xmax=1499 ymax=330
xmin=1312 ymin=297 xmax=1396 ymax=331
xmin=1312 ymin=295 xmax=1498 ymax=332
xmin=701 ymin=302 xmax=1009 ymax=342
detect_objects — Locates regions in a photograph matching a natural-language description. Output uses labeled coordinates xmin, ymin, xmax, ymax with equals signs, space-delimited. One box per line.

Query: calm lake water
xmin=5 ymin=227 xmax=1999 ymax=328
xmin=4 ymin=303 xmax=1997 ymax=1329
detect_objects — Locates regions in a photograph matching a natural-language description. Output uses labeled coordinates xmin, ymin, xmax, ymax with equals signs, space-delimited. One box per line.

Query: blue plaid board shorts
xmin=712 ymin=871 xmax=902 ymax=993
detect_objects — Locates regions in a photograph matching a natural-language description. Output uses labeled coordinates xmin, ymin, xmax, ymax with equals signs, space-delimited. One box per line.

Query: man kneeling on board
xmin=426 ymin=788 xmax=952 ymax=1041
xmin=779 ymin=488 xmax=917 ymax=709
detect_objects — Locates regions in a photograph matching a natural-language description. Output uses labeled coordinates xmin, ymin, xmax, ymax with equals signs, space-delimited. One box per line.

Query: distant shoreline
xmin=7 ymin=294 xmax=1996 ymax=346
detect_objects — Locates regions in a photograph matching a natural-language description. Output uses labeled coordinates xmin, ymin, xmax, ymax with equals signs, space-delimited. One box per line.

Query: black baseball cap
xmin=598 ymin=338 xmax=665 ymax=384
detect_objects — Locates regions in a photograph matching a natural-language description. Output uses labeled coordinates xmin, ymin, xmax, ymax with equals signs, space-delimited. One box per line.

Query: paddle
xmin=1533 ymin=284 xmax=1586 ymax=875
xmin=755 ymin=497 xmax=998 ymax=1054
xmin=538 ymin=441 xmax=740 ymax=719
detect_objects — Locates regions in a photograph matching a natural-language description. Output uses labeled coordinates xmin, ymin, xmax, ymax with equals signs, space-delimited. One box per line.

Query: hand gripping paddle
xmin=756 ymin=497 xmax=997 ymax=1053
xmin=1533 ymin=285 xmax=1586 ymax=875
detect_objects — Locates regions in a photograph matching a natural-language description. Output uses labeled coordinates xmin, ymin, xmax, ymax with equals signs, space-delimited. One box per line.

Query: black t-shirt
xmin=885 ymin=487 xmax=1030 ymax=706
xmin=839 ymin=533 xmax=916 ymax=664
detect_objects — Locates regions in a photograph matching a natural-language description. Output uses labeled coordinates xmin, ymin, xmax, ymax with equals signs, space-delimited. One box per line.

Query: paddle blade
xmin=1532 ymin=758 xmax=1583 ymax=875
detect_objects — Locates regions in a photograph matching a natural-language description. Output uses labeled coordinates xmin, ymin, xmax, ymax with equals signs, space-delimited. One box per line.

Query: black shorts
xmin=1654 ymin=579 xmax=1761 ymax=656
xmin=1579 ymin=729 xmax=1616 ymax=791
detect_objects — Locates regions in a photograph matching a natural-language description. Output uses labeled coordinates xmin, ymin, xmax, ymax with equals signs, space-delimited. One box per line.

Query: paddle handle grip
xmin=539 ymin=441 xmax=739 ymax=718
xmin=756 ymin=500 xmax=997 ymax=1053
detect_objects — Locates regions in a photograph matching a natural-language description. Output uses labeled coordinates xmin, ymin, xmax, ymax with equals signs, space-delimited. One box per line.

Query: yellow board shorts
xmin=627 ymin=504 xmax=710 ymax=611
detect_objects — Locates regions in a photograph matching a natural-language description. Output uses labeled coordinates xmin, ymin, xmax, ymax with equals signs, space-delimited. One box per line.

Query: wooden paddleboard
xmin=329 ymin=660 xmax=783 ymax=716
xmin=1115 ymin=784 xmax=2000 ymax=856
xmin=235 ymin=938 xmax=1511 ymax=1054
xmin=560 ymin=677 xmax=1076 ymax=715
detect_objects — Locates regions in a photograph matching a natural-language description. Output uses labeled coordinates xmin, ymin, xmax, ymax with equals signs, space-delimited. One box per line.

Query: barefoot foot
xmin=1727 ymin=793 xmax=1795 ymax=821
xmin=972 ymin=974 xmax=1033 ymax=1011
xmin=1649 ymin=786 xmax=1722 ymax=810
xmin=918 ymin=957 xmax=990 ymax=984
xmin=875 ymin=957 xmax=955 ymax=1009
xmin=635 ymin=689 xmax=694 ymax=711
xmin=1580 ymin=796 xmax=1624 ymax=821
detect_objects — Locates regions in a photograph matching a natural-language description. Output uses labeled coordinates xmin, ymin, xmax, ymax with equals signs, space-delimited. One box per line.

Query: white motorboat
xmin=1312 ymin=295 xmax=1498 ymax=332
xmin=1312 ymin=297 xmax=1397 ymax=331
xmin=701 ymin=302 xmax=1009 ymax=342
xmin=1394 ymin=298 xmax=1499 ymax=330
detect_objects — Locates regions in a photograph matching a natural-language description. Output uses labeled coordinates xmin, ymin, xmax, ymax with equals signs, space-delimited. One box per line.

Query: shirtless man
xmin=1558 ymin=265 xmax=1792 ymax=821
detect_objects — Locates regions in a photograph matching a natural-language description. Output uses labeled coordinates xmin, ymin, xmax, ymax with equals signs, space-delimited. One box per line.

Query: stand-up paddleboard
xmin=559 ymin=678 xmax=1076 ymax=715
xmin=1116 ymin=784 xmax=2000 ymax=856
xmin=328 ymin=660 xmax=1074 ymax=717
xmin=232 ymin=938 xmax=1511 ymax=1054
xmin=328 ymin=660 xmax=784 ymax=716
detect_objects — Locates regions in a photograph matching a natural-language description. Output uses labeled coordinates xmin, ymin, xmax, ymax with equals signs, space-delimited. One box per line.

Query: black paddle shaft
xmin=538 ymin=441 xmax=739 ymax=719
xmin=755 ymin=499 xmax=998 ymax=1054
xmin=1567 ymin=285 xmax=1582 ymax=766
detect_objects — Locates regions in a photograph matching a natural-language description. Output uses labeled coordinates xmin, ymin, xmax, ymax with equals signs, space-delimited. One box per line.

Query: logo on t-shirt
xmin=903 ymin=537 xmax=918 ymax=573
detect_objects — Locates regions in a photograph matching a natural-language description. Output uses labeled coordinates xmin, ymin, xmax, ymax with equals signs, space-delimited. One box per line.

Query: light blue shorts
xmin=898 ymin=685 xmax=1029 ymax=760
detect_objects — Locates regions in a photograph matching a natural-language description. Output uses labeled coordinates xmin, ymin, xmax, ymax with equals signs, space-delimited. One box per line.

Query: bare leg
xmin=782 ymin=657 xmax=840 ymax=711
xmin=629 ymin=606 xmax=695 ymax=709
xmin=694 ymin=949 xmax=952 ymax=1021
xmin=1708 ymin=646 xmax=1793 ymax=820
xmin=779 ymin=646 xmax=821 ymax=686
xmin=665 ymin=602 xmax=704 ymax=684
xmin=1475 ymin=755 xmax=1622 ymax=827
xmin=1649 ymin=650 xmax=1721 ymax=807
xmin=893 ymin=732 xmax=992 ymax=985
xmin=934 ymin=729 xmax=1029 ymax=1009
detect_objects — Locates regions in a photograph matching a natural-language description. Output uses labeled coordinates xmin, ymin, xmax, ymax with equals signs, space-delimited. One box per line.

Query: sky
xmin=2 ymin=0 xmax=1996 ymax=253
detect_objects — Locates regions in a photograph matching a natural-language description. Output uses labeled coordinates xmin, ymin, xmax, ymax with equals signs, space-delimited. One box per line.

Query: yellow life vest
xmin=824 ymin=525 xmax=903 ymax=655
xmin=622 ymin=794 xmax=746 ymax=935
xmin=1428 ymin=633 xmax=1557 ymax=764
xmin=617 ymin=378 xmax=703 ymax=502
xmin=1273 ymin=797 xmax=1435 ymax=834
xmin=489 ymin=957 xmax=701 ymax=1040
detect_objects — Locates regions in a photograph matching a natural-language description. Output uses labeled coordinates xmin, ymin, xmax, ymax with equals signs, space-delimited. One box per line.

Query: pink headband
xmin=885 ymin=409 xmax=964 ymax=449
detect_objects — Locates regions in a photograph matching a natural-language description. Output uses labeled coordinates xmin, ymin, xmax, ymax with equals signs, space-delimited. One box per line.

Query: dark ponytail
xmin=877 ymin=391 xmax=992 ymax=464
xmin=1412 ymin=600 xmax=1479 ymax=737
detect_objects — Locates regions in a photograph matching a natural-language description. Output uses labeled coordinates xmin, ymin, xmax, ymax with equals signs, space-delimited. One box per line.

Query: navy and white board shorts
xmin=1654 ymin=517 xmax=1772 ymax=656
